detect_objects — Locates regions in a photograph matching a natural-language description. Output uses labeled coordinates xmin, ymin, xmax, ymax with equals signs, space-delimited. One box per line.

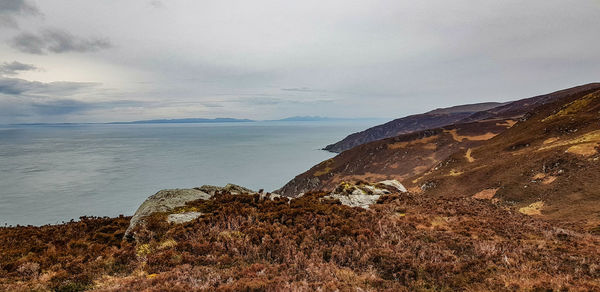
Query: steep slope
xmin=322 ymin=102 xmax=505 ymax=153
xmin=410 ymin=89 xmax=600 ymax=232
xmin=459 ymin=83 xmax=600 ymax=122
xmin=279 ymin=118 xmax=515 ymax=197
xmin=281 ymin=84 xmax=600 ymax=198
xmin=324 ymin=83 xmax=600 ymax=153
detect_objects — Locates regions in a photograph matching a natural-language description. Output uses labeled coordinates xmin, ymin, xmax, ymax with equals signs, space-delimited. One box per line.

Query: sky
xmin=0 ymin=0 xmax=599 ymax=123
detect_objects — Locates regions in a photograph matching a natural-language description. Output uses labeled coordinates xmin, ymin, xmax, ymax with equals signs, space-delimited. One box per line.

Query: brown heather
xmin=2 ymin=191 xmax=600 ymax=291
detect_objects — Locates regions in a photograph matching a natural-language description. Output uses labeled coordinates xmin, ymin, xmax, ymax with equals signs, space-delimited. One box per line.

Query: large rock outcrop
xmin=324 ymin=179 xmax=407 ymax=209
xmin=125 ymin=184 xmax=254 ymax=239
xmin=124 ymin=188 xmax=211 ymax=239
xmin=126 ymin=180 xmax=407 ymax=239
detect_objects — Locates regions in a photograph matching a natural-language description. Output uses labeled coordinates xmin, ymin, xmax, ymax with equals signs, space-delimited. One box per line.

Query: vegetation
xmin=2 ymin=191 xmax=600 ymax=291
xmin=3 ymin=85 xmax=600 ymax=291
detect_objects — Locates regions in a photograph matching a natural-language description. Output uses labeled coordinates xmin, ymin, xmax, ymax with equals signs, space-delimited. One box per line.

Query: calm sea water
xmin=0 ymin=121 xmax=379 ymax=226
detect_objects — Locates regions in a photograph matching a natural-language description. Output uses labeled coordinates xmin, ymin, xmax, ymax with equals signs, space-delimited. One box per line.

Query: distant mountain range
xmin=10 ymin=116 xmax=376 ymax=126
xmin=274 ymin=116 xmax=342 ymax=122
xmin=108 ymin=118 xmax=254 ymax=124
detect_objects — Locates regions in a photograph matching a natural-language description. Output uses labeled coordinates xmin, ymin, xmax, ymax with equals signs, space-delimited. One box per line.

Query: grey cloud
xmin=30 ymin=99 xmax=91 ymax=115
xmin=29 ymin=99 xmax=147 ymax=116
xmin=148 ymin=1 xmax=164 ymax=8
xmin=0 ymin=77 xmax=99 ymax=96
xmin=0 ymin=0 xmax=40 ymax=28
xmin=2 ymin=0 xmax=600 ymax=123
xmin=10 ymin=29 xmax=112 ymax=54
xmin=0 ymin=98 xmax=148 ymax=122
xmin=0 ymin=61 xmax=38 ymax=76
xmin=232 ymin=96 xmax=335 ymax=106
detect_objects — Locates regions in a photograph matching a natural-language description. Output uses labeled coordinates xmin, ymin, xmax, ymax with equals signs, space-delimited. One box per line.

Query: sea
xmin=0 ymin=120 xmax=381 ymax=226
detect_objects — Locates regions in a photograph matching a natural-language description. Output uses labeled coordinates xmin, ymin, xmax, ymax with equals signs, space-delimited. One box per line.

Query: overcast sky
xmin=1 ymin=0 xmax=599 ymax=123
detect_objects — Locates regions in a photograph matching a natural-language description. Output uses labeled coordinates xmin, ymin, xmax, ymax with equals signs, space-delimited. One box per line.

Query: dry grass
xmin=445 ymin=129 xmax=498 ymax=142
xmin=313 ymin=159 xmax=334 ymax=177
xmin=387 ymin=135 xmax=438 ymax=150
xmin=519 ymin=201 xmax=545 ymax=216
xmin=465 ymin=148 xmax=475 ymax=162
xmin=566 ymin=143 xmax=599 ymax=156
xmin=542 ymin=91 xmax=600 ymax=122
xmin=495 ymin=120 xmax=517 ymax=128
xmin=539 ymin=130 xmax=600 ymax=151
xmin=472 ymin=188 xmax=498 ymax=200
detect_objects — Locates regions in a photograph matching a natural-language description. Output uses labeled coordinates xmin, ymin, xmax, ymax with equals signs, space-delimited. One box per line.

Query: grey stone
xmin=167 ymin=212 xmax=203 ymax=224
xmin=195 ymin=183 xmax=254 ymax=195
xmin=377 ymin=180 xmax=407 ymax=193
xmin=124 ymin=188 xmax=211 ymax=239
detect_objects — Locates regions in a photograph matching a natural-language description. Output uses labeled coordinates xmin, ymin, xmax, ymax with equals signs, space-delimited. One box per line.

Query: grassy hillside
xmin=279 ymin=119 xmax=515 ymax=197
xmin=410 ymin=89 xmax=600 ymax=232
xmin=323 ymin=84 xmax=600 ymax=153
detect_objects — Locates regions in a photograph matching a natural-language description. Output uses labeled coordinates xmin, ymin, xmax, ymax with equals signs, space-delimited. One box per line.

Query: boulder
xmin=325 ymin=192 xmax=382 ymax=209
xmin=324 ymin=180 xmax=406 ymax=209
xmin=377 ymin=180 xmax=407 ymax=193
xmin=167 ymin=212 xmax=203 ymax=224
xmin=124 ymin=188 xmax=211 ymax=239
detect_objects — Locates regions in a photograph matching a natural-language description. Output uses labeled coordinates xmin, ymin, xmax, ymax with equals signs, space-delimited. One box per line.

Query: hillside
xmin=279 ymin=118 xmax=515 ymax=197
xmin=409 ymin=88 xmax=600 ymax=232
xmin=2 ymin=188 xmax=600 ymax=291
xmin=322 ymin=102 xmax=504 ymax=153
xmin=324 ymin=84 xmax=600 ymax=153
xmin=282 ymin=84 xmax=600 ymax=198
xmin=459 ymin=83 xmax=600 ymax=123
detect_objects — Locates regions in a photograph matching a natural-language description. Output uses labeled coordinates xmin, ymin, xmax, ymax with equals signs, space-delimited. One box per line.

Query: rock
xmin=167 ymin=212 xmax=203 ymax=224
xmin=362 ymin=185 xmax=391 ymax=196
xmin=124 ymin=188 xmax=211 ymax=239
xmin=326 ymin=192 xmax=381 ymax=209
xmin=420 ymin=181 xmax=436 ymax=191
xmin=260 ymin=192 xmax=287 ymax=201
xmin=125 ymin=184 xmax=258 ymax=240
xmin=377 ymin=180 xmax=407 ymax=193
xmin=195 ymin=183 xmax=254 ymax=195
xmin=325 ymin=181 xmax=406 ymax=209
